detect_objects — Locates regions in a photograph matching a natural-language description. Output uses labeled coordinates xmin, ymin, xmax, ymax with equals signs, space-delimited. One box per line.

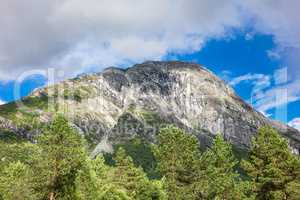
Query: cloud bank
xmin=0 ymin=0 xmax=242 ymax=80
xmin=0 ymin=0 xmax=299 ymax=81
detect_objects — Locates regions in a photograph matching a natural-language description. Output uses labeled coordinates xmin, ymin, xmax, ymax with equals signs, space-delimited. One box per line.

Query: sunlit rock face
xmin=1 ymin=61 xmax=299 ymax=153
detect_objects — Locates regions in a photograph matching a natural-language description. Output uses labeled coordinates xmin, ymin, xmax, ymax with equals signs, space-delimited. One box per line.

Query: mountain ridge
xmin=0 ymin=61 xmax=299 ymax=154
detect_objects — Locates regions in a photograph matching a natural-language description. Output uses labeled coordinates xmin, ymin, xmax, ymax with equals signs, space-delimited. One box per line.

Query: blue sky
xmin=0 ymin=0 xmax=299 ymax=130
xmin=171 ymin=32 xmax=296 ymax=122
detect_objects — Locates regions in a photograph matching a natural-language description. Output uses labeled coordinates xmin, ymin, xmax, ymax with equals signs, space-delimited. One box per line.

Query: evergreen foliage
xmin=75 ymin=156 xmax=105 ymax=200
xmin=0 ymin=117 xmax=299 ymax=200
xmin=0 ymin=161 xmax=37 ymax=200
xmin=197 ymin=135 xmax=253 ymax=200
xmin=155 ymin=125 xmax=200 ymax=199
xmin=34 ymin=115 xmax=88 ymax=200
xmin=242 ymin=126 xmax=300 ymax=200
xmin=112 ymin=148 xmax=167 ymax=200
xmin=104 ymin=137 xmax=159 ymax=179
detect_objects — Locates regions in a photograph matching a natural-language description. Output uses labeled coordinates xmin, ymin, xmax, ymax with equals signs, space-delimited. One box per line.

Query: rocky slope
xmin=0 ymin=61 xmax=299 ymax=154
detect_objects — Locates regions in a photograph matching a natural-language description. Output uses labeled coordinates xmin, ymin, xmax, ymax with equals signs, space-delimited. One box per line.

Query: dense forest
xmin=0 ymin=115 xmax=299 ymax=200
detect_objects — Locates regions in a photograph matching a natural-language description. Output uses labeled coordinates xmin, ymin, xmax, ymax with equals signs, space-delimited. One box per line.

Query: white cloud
xmin=229 ymin=68 xmax=300 ymax=115
xmin=0 ymin=0 xmax=242 ymax=80
xmin=250 ymin=74 xmax=300 ymax=113
xmin=0 ymin=0 xmax=299 ymax=84
xmin=267 ymin=49 xmax=281 ymax=60
xmin=273 ymin=67 xmax=288 ymax=85
xmin=240 ymin=1 xmax=300 ymax=49
xmin=0 ymin=99 xmax=6 ymax=105
xmin=219 ymin=70 xmax=233 ymax=83
xmin=252 ymin=85 xmax=299 ymax=113
xmin=241 ymin=1 xmax=300 ymax=93
xmin=288 ymin=118 xmax=300 ymax=131
xmin=259 ymin=110 xmax=272 ymax=118
xmin=229 ymin=73 xmax=271 ymax=92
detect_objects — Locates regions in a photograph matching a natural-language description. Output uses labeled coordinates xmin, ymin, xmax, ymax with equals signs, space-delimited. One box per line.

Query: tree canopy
xmin=0 ymin=117 xmax=299 ymax=200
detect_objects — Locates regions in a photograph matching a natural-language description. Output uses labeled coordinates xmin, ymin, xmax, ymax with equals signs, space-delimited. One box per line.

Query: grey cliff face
xmin=1 ymin=61 xmax=300 ymax=154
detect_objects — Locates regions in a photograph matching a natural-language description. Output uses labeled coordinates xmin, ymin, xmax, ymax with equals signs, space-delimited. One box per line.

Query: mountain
xmin=0 ymin=61 xmax=299 ymax=154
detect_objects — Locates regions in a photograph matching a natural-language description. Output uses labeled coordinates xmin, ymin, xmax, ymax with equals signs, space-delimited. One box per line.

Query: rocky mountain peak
xmin=1 ymin=61 xmax=299 ymax=154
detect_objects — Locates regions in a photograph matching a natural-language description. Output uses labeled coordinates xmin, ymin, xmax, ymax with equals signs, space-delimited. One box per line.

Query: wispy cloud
xmin=252 ymin=82 xmax=300 ymax=113
xmin=219 ymin=70 xmax=233 ymax=83
xmin=229 ymin=73 xmax=271 ymax=93
xmin=288 ymin=118 xmax=300 ymax=131
xmin=259 ymin=110 xmax=272 ymax=118
xmin=0 ymin=99 xmax=6 ymax=105
xmin=273 ymin=67 xmax=288 ymax=84
xmin=252 ymin=67 xmax=299 ymax=113
xmin=267 ymin=49 xmax=281 ymax=60
xmin=229 ymin=67 xmax=300 ymax=115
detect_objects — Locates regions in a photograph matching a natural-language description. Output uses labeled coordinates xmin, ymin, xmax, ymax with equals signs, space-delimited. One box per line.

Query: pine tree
xmin=112 ymin=147 xmax=167 ymax=200
xmin=0 ymin=161 xmax=38 ymax=200
xmin=0 ymin=141 xmax=39 ymax=173
xmin=154 ymin=125 xmax=200 ymax=200
xmin=197 ymin=135 xmax=253 ymax=200
xmin=35 ymin=115 xmax=88 ymax=200
xmin=75 ymin=158 xmax=101 ymax=200
xmin=242 ymin=126 xmax=300 ymax=200
xmin=75 ymin=155 xmax=112 ymax=200
xmin=99 ymin=184 xmax=132 ymax=200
